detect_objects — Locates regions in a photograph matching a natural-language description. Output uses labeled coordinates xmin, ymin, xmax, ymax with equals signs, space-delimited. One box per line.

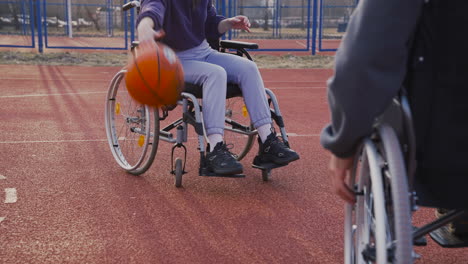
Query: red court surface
xmin=0 ymin=65 xmax=467 ymax=263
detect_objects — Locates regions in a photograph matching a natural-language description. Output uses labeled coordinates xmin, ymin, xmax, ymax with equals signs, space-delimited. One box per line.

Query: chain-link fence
xmin=318 ymin=0 xmax=357 ymax=51
xmin=1 ymin=0 xmax=356 ymax=53
xmin=42 ymin=0 xmax=129 ymax=49
xmin=0 ymin=0 xmax=36 ymax=47
xmin=215 ymin=0 xmax=312 ymax=51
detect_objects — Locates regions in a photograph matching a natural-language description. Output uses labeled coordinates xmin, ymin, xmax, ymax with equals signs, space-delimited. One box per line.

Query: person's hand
xmin=228 ymin=16 xmax=251 ymax=32
xmin=137 ymin=17 xmax=165 ymax=42
xmin=329 ymin=154 xmax=356 ymax=204
xmin=218 ymin=15 xmax=251 ymax=34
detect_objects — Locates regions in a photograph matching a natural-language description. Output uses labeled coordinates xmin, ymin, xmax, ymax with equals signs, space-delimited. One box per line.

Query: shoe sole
xmin=255 ymin=154 xmax=300 ymax=166
xmin=211 ymin=167 xmax=243 ymax=175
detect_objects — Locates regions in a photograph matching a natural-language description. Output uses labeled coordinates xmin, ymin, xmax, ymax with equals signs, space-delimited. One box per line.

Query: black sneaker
xmin=206 ymin=142 xmax=243 ymax=175
xmin=253 ymin=132 xmax=300 ymax=166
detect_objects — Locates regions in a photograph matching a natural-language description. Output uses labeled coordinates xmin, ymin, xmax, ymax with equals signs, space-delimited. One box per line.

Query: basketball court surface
xmin=0 ymin=65 xmax=467 ymax=263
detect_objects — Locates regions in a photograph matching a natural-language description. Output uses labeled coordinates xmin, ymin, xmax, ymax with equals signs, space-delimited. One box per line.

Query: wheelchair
xmin=344 ymin=92 xmax=467 ymax=263
xmin=104 ymin=1 xmax=294 ymax=187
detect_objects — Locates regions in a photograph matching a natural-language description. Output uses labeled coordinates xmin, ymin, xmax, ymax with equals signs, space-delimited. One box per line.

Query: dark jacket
xmin=406 ymin=0 xmax=468 ymax=209
xmin=320 ymin=0 xmax=468 ymax=208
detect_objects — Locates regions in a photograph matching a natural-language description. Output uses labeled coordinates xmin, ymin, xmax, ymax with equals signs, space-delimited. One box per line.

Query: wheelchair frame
xmin=345 ymin=93 xmax=467 ymax=264
xmin=105 ymin=1 xmax=294 ymax=187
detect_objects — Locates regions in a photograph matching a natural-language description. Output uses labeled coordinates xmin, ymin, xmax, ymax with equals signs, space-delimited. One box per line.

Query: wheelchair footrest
xmin=413 ymin=226 xmax=428 ymax=246
xmin=199 ymin=172 xmax=246 ymax=178
xmin=252 ymin=162 xmax=287 ymax=170
xmin=430 ymin=226 xmax=468 ymax=248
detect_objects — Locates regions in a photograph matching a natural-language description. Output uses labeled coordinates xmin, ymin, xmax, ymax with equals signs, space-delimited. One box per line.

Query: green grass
xmin=0 ymin=50 xmax=335 ymax=68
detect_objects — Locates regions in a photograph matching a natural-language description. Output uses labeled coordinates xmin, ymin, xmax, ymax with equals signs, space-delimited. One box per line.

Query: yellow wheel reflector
xmin=242 ymin=105 xmax=248 ymax=117
xmin=115 ymin=102 xmax=121 ymax=115
xmin=138 ymin=135 xmax=145 ymax=147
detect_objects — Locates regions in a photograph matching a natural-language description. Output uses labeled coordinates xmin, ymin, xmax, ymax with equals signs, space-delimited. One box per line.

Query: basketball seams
xmin=155 ymin=43 xmax=163 ymax=103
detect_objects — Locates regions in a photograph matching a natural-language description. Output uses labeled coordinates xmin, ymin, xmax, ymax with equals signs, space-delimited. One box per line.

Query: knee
xmin=206 ymin=65 xmax=227 ymax=83
xmin=240 ymin=60 xmax=261 ymax=81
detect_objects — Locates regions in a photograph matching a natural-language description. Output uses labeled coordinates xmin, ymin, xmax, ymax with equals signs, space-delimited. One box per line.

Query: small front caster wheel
xmin=174 ymin=158 xmax=183 ymax=187
xmin=262 ymin=169 xmax=271 ymax=182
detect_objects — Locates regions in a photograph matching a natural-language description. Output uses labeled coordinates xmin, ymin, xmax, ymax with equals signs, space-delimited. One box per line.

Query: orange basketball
xmin=125 ymin=40 xmax=184 ymax=108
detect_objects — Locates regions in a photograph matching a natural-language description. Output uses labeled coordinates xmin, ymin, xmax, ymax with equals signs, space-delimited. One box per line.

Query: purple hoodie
xmin=137 ymin=0 xmax=226 ymax=51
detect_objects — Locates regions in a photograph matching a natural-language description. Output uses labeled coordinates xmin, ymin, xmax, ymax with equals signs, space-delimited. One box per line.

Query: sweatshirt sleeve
xmin=136 ymin=0 xmax=166 ymax=30
xmin=320 ymin=0 xmax=423 ymax=158
xmin=205 ymin=2 xmax=226 ymax=40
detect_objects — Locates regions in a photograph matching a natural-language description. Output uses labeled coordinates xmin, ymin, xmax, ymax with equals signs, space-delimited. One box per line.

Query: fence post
xmin=311 ymin=0 xmax=318 ymax=55
xmin=110 ymin=0 xmax=114 ymax=36
xmin=130 ymin=5 xmax=135 ymax=44
xmin=107 ymin=0 xmax=111 ymax=36
xmin=276 ymin=0 xmax=281 ymax=38
xmin=36 ymin=0 xmax=43 ymax=53
xmin=228 ymin=0 xmax=232 ymax=39
xmin=66 ymin=0 xmax=72 ymax=38
xmin=29 ymin=0 xmax=36 ymax=48
xmin=306 ymin=0 xmax=311 ymax=51
xmin=318 ymin=0 xmax=324 ymax=51
xmin=220 ymin=0 xmax=226 ymax=39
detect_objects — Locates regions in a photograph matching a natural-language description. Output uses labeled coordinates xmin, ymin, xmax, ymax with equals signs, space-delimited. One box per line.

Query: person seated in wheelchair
xmin=136 ymin=0 xmax=299 ymax=175
xmin=320 ymin=0 xmax=468 ymax=238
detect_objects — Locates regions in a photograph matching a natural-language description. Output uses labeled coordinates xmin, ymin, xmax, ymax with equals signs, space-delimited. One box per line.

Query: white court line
xmin=0 ymin=139 xmax=107 ymax=144
xmin=264 ymin=81 xmax=327 ymax=83
xmin=0 ymin=217 xmax=5 ymax=223
xmin=0 ymin=91 xmax=107 ymax=99
xmin=4 ymin=188 xmax=17 ymax=204
xmin=0 ymin=134 xmax=319 ymax=144
xmin=295 ymin=40 xmax=308 ymax=48
xmin=0 ymin=87 xmax=324 ymax=99
xmin=268 ymin=86 xmax=326 ymax=90
xmin=286 ymin=133 xmax=321 ymax=137
xmin=0 ymin=174 xmax=5 ymax=180
xmin=0 ymin=77 xmax=109 ymax=81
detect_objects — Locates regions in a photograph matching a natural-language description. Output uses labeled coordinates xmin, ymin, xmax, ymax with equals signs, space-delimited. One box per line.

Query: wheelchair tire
xmin=344 ymin=125 xmax=412 ymax=264
xmin=224 ymin=97 xmax=256 ymax=161
xmin=379 ymin=124 xmax=412 ymax=263
xmin=105 ymin=70 xmax=159 ymax=175
xmin=174 ymin=158 xmax=183 ymax=188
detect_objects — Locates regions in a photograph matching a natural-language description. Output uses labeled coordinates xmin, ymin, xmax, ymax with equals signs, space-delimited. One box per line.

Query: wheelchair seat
xmin=183 ymin=82 xmax=242 ymax=99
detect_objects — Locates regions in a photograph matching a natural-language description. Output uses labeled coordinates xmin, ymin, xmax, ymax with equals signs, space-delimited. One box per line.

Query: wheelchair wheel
xmin=224 ymin=97 xmax=256 ymax=161
xmin=105 ymin=70 xmax=159 ymax=175
xmin=344 ymin=125 xmax=412 ymax=264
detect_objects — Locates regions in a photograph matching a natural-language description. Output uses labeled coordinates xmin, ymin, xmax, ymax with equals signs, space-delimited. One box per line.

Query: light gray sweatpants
xmin=176 ymin=40 xmax=272 ymax=136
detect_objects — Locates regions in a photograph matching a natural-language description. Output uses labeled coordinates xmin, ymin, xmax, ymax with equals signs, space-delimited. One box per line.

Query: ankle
xmin=257 ymin=124 xmax=272 ymax=143
xmin=208 ymin=134 xmax=223 ymax=151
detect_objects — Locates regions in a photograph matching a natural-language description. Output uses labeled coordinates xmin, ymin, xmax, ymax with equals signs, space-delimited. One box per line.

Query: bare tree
xmin=76 ymin=5 xmax=83 ymax=32
xmin=263 ymin=0 xmax=269 ymax=31
xmin=84 ymin=5 xmax=100 ymax=31
xmin=8 ymin=3 xmax=20 ymax=30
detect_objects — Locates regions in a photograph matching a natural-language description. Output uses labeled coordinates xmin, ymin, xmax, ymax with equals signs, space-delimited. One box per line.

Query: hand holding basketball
xmin=137 ymin=17 xmax=165 ymax=42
